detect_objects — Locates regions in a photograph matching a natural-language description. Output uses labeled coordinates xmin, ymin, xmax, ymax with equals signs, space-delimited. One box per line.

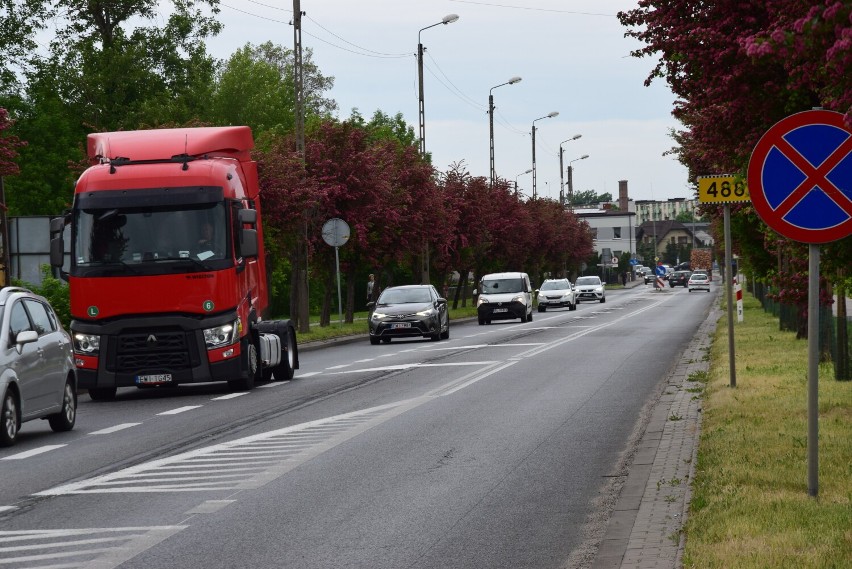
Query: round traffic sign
xmin=321 ymin=218 xmax=350 ymax=247
xmin=747 ymin=110 xmax=852 ymax=243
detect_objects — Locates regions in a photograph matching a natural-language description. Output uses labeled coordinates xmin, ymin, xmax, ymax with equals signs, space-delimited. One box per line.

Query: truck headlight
xmin=203 ymin=319 xmax=240 ymax=349
xmin=73 ymin=333 xmax=100 ymax=355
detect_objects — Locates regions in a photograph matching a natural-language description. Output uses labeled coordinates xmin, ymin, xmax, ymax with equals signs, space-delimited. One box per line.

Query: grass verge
xmin=683 ymin=294 xmax=851 ymax=568
xmin=294 ymin=305 xmax=480 ymax=344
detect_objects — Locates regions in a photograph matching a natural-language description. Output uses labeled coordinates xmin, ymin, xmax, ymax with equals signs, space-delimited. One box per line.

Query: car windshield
xmin=540 ymin=280 xmax=570 ymax=291
xmin=378 ymin=288 xmax=432 ymax=304
xmin=481 ymin=278 xmax=524 ymax=294
xmin=575 ymin=277 xmax=600 ymax=286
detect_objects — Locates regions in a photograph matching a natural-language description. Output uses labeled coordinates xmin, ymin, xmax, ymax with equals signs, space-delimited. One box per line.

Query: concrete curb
xmin=592 ymin=289 xmax=722 ymax=569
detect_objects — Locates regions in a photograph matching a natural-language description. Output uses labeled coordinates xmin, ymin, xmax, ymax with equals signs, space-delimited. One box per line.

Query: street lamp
xmin=514 ymin=168 xmax=532 ymax=196
xmin=531 ymin=112 xmax=558 ymax=198
xmin=566 ymin=154 xmax=589 ymax=211
xmin=558 ymin=135 xmax=582 ymax=208
xmin=417 ymin=14 xmax=459 ymax=156
xmin=489 ymin=76 xmax=522 ymax=187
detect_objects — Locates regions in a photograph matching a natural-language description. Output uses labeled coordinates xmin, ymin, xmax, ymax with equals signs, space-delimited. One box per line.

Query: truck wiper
xmin=147 ymin=255 xmax=214 ymax=272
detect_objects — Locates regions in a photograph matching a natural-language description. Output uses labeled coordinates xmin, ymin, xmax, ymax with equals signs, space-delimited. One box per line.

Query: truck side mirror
xmin=240 ymin=228 xmax=258 ymax=258
xmin=49 ymin=215 xmax=68 ymax=274
xmin=238 ymin=209 xmax=257 ymax=224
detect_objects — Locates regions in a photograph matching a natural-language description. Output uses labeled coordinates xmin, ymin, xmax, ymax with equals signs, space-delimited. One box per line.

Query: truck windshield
xmin=73 ymin=202 xmax=229 ymax=275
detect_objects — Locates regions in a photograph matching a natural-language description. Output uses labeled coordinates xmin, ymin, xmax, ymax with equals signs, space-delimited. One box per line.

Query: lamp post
xmin=416 ymin=14 xmax=458 ymax=284
xmin=566 ymin=154 xmax=589 ymax=211
xmin=417 ymin=14 xmax=459 ymax=156
xmin=489 ymin=76 xmax=522 ymax=187
xmin=531 ymin=112 xmax=558 ymax=199
xmin=558 ymin=134 xmax=582 ymax=208
xmin=514 ymin=168 xmax=532 ymax=196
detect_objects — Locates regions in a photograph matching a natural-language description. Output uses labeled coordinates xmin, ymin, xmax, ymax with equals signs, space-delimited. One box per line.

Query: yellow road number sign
xmin=697 ymin=175 xmax=751 ymax=203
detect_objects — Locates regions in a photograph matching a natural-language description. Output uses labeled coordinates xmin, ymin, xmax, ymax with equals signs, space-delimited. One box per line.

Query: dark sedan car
xmin=669 ymin=270 xmax=691 ymax=287
xmin=367 ymin=285 xmax=449 ymax=344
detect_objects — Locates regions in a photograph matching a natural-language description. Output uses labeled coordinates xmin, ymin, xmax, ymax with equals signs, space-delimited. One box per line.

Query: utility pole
xmin=293 ymin=0 xmax=309 ymax=333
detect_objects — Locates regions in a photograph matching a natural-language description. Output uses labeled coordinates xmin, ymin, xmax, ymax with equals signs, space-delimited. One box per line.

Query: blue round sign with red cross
xmin=747 ymin=110 xmax=852 ymax=244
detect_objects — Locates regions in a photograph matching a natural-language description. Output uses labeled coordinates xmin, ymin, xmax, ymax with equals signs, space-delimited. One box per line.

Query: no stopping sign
xmin=747 ymin=110 xmax=852 ymax=243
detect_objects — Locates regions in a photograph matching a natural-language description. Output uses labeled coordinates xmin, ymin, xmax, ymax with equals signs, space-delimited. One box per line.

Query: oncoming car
xmin=536 ymin=279 xmax=577 ymax=312
xmin=367 ymin=285 xmax=449 ymax=344
xmin=574 ymin=276 xmax=606 ymax=303
xmin=475 ymin=272 xmax=533 ymax=324
xmin=1 ymin=287 xmax=77 ymax=446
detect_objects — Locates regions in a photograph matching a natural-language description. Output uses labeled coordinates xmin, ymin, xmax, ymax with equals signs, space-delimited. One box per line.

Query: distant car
xmin=536 ymin=279 xmax=577 ymax=312
xmin=367 ymin=285 xmax=449 ymax=344
xmin=475 ymin=272 xmax=534 ymax=324
xmin=688 ymin=273 xmax=711 ymax=292
xmin=1 ymin=287 xmax=77 ymax=446
xmin=669 ymin=271 xmax=691 ymax=287
xmin=574 ymin=276 xmax=606 ymax=303
xmin=644 ymin=271 xmax=658 ymax=285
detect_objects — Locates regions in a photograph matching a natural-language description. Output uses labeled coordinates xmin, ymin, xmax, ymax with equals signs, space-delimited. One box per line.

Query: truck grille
xmin=108 ymin=329 xmax=200 ymax=373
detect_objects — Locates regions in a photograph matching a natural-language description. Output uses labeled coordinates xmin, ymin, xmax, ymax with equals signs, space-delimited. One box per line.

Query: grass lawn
xmin=683 ymin=294 xmax=851 ymax=568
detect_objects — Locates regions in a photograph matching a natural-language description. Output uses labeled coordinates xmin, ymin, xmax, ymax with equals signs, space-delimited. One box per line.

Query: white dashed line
xmin=211 ymin=393 xmax=248 ymax=400
xmin=258 ymin=381 xmax=289 ymax=388
xmin=1 ymin=445 xmax=66 ymax=460
xmin=157 ymin=406 xmax=202 ymax=416
xmin=90 ymin=423 xmax=142 ymax=435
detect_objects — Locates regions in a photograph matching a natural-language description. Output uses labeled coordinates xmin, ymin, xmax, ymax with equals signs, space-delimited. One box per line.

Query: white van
xmin=474 ymin=272 xmax=534 ymax=324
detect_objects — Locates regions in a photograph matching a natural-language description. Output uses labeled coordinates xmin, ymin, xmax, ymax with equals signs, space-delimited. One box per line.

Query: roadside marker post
xmin=747 ymin=109 xmax=852 ymax=497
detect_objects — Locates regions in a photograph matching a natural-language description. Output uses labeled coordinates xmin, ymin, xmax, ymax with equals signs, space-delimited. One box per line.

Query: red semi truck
xmin=49 ymin=127 xmax=298 ymax=400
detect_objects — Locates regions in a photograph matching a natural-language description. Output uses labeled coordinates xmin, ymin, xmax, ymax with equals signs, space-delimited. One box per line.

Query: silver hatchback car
xmin=1 ymin=287 xmax=77 ymax=446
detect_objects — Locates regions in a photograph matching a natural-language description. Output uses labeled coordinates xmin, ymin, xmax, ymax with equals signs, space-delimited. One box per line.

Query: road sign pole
xmin=335 ymin=245 xmax=343 ymax=324
xmin=807 ymin=244 xmax=819 ymax=496
xmin=724 ymin=204 xmax=737 ymax=388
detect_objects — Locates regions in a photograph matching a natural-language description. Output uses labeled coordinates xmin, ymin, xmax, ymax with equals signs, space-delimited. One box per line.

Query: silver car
xmin=536 ymin=278 xmax=577 ymax=312
xmin=574 ymin=276 xmax=606 ymax=303
xmin=1 ymin=287 xmax=77 ymax=446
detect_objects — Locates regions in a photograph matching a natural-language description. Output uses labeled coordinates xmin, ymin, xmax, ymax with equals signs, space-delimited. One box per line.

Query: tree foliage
xmin=619 ymin=0 xmax=852 ymax=332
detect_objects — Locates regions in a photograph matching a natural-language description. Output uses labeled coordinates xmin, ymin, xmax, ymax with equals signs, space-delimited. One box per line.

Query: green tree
xmin=211 ymin=42 xmax=336 ymax=136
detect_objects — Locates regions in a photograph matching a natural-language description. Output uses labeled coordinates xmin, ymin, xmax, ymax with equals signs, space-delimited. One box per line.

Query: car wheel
xmin=89 ymin=387 xmax=117 ymax=401
xmin=528 ymin=310 xmax=533 ymax=322
xmin=441 ymin=317 xmax=450 ymax=339
xmin=478 ymin=316 xmax=485 ymax=326
xmin=537 ymin=306 xmax=545 ymax=312
xmin=370 ymin=336 xmax=380 ymax=345
xmin=600 ymin=296 xmax=606 ymax=303
xmin=48 ymin=378 xmax=77 ymax=432
xmin=688 ymin=288 xmax=693 ymax=292
xmin=382 ymin=337 xmax=391 ymax=343
xmin=569 ymin=302 xmax=576 ymax=311
xmin=430 ymin=328 xmax=441 ymax=341
xmin=1 ymin=390 xmax=19 ymax=447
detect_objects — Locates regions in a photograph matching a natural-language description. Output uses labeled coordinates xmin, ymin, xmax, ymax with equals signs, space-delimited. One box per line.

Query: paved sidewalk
xmin=591 ymin=288 xmax=723 ymax=569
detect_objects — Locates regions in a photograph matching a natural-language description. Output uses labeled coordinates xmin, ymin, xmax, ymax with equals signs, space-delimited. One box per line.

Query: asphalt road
xmin=0 ymin=283 xmax=715 ymax=569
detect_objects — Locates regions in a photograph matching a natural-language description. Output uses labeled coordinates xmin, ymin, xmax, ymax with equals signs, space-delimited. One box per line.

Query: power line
xmin=448 ymin=0 xmax=615 ymax=16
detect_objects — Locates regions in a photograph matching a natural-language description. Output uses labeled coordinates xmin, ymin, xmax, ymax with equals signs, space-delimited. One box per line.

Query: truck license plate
xmin=136 ymin=373 xmax=173 ymax=385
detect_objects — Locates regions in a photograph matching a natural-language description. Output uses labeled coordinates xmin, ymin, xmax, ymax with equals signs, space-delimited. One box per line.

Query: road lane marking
xmin=185 ymin=500 xmax=235 ymax=514
xmin=325 ymin=364 xmax=350 ymax=370
xmin=297 ymin=371 xmax=321 ymax=377
xmin=211 ymin=393 xmax=248 ymax=400
xmin=259 ymin=381 xmax=289 ymax=388
xmin=89 ymin=423 xmax=142 ymax=435
xmin=157 ymin=406 xmax=202 ymax=416
xmin=1 ymin=445 xmax=66 ymax=460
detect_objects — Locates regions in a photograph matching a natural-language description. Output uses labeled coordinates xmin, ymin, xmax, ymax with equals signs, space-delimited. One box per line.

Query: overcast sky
xmin=194 ymin=0 xmax=691 ymax=202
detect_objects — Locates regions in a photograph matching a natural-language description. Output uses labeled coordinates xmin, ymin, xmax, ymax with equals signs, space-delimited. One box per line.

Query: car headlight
xmin=512 ymin=295 xmax=525 ymax=304
xmin=371 ymin=311 xmax=389 ymax=320
xmin=203 ymin=319 xmax=240 ymax=349
xmin=477 ymin=296 xmax=489 ymax=306
xmin=416 ymin=308 xmax=436 ymax=317
xmin=73 ymin=333 xmax=100 ymax=355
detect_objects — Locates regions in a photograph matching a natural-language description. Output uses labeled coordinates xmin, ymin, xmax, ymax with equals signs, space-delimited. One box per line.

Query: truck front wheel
xmin=229 ymin=339 xmax=258 ymax=391
xmin=89 ymin=387 xmax=117 ymax=401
